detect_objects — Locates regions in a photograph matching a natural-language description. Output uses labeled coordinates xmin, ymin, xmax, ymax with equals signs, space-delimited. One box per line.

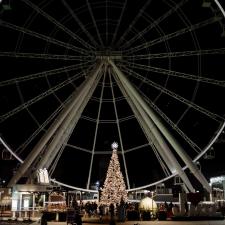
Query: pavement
xmin=2 ymin=214 xmax=222 ymax=225
xmin=34 ymin=221 xmax=225 ymax=225
xmin=27 ymin=216 xmax=225 ymax=225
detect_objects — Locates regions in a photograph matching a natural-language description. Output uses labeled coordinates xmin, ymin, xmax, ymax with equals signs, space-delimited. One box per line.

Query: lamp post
xmin=0 ymin=190 xmax=4 ymax=219
xmin=151 ymin=191 xmax=155 ymax=219
xmin=0 ymin=191 xmax=2 ymax=207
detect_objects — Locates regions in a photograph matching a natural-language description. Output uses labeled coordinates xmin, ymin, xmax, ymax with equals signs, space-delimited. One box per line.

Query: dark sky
xmin=0 ymin=0 xmax=225 ymax=191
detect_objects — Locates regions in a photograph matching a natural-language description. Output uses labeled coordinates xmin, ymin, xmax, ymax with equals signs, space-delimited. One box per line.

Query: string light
xmin=100 ymin=143 xmax=128 ymax=206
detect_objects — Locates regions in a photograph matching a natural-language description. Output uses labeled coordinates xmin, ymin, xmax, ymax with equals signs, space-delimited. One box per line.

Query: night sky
xmin=0 ymin=0 xmax=225 ymax=192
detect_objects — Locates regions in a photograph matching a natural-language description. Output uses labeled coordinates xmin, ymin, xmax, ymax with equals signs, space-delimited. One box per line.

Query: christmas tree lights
xmin=100 ymin=142 xmax=128 ymax=206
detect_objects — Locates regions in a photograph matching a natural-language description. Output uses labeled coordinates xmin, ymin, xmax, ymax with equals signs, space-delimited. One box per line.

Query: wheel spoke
xmin=115 ymin=0 xmax=153 ymax=48
xmin=0 ymin=61 xmax=93 ymax=87
xmin=122 ymin=61 xmax=225 ymax=87
xmin=61 ymin=0 xmax=99 ymax=48
xmin=119 ymin=64 xmax=224 ymax=122
xmin=0 ymin=66 xmax=94 ymax=122
xmin=123 ymin=48 xmax=225 ymax=59
xmin=0 ymin=19 xmax=90 ymax=55
xmin=110 ymin=0 xmax=127 ymax=46
xmin=21 ymin=0 xmax=95 ymax=50
xmin=86 ymin=0 xmax=104 ymax=46
xmin=120 ymin=0 xmax=188 ymax=50
xmin=0 ymin=51 xmax=93 ymax=60
xmin=123 ymin=16 xmax=223 ymax=54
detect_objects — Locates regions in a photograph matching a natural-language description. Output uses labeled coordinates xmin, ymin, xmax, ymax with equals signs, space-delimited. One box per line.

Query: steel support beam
xmin=112 ymin=65 xmax=194 ymax=193
xmin=7 ymin=62 xmax=103 ymax=187
xmin=36 ymin=64 xmax=103 ymax=171
xmin=109 ymin=59 xmax=211 ymax=193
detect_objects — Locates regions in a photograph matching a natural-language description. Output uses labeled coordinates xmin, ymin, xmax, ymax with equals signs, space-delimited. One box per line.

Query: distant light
xmin=37 ymin=168 xmax=50 ymax=184
xmin=139 ymin=197 xmax=157 ymax=211
xmin=210 ymin=176 xmax=225 ymax=184
xmin=12 ymin=199 xmax=18 ymax=211
xmin=111 ymin=142 xmax=118 ymax=150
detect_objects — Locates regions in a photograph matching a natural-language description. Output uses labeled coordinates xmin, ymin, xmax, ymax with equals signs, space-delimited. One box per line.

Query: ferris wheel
xmin=0 ymin=0 xmax=225 ymax=193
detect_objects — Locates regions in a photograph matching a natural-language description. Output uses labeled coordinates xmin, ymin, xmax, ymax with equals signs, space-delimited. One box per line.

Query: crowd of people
xmin=73 ymin=200 xmax=177 ymax=221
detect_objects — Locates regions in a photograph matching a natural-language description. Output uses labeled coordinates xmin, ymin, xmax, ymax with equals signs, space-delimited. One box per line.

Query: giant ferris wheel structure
xmin=0 ymin=0 xmax=225 ymax=194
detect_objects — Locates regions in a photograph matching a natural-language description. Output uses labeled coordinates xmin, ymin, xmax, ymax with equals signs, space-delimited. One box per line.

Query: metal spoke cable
xmin=115 ymin=0 xmax=153 ymax=48
xmin=123 ymin=16 xmax=223 ymax=54
xmin=110 ymin=0 xmax=127 ymax=45
xmin=143 ymin=94 xmax=201 ymax=154
xmin=81 ymin=116 xmax=136 ymax=123
xmin=45 ymin=74 xmax=64 ymax=105
xmin=111 ymin=60 xmax=206 ymax=192
xmin=21 ymin=0 xmax=95 ymax=50
xmin=49 ymin=140 xmax=68 ymax=176
xmin=121 ymin=0 xmax=188 ymax=50
xmin=98 ymin=119 xmax=116 ymax=124
xmin=178 ymin=1 xmax=202 ymax=127
xmin=61 ymin=0 xmax=99 ymax=48
xmin=86 ymin=0 xmax=104 ymax=46
xmin=118 ymin=115 xmax=136 ymax=122
xmin=0 ymin=71 xmax=86 ymax=122
xmin=16 ymin=80 xmax=41 ymax=128
xmin=151 ymin=144 xmax=171 ymax=177
xmin=105 ymin=0 xmax=108 ymax=45
xmin=0 ymin=51 xmax=94 ymax=60
xmin=91 ymin=95 xmax=125 ymax=102
xmin=96 ymin=78 xmax=119 ymax=88
xmin=129 ymin=8 xmax=172 ymax=104
xmin=134 ymin=99 xmax=171 ymax=177
xmin=122 ymin=61 xmax=225 ymax=87
xmin=7 ymin=62 xmax=104 ymax=186
xmin=15 ymin=68 xmax=98 ymax=154
xmin=46 ymin=121 xmax=75 ymax=175
xmin=118 ymin=64 xmax=224 ymax=122
xmin=122 ymin=67 xmax=202 ymax=154
xmin=86 ymin=65 xmax=106 ymax=189
xmin=123 ymin=143 xmax=150 ymax=153
xmin=0 ymin=19 xmax=90 ymax=55
xmin=36 ymin=62 xmax=105 ymax=172
xmin=49 ymin=146 xmax=63 ymax=176
xmin=47 ymin=114 xmax=79 ymax=174
xmin=15 ymin=96 xmax=73 ymax=155
xmin=142 ymin=0 xmax=201 ymax=116
xmin=117 ymin=70 xmax=171 ymax=178
xmin=123 ymin=47 xmax=225 ymax=59
xmin=109 ymin=69 xmax=130 ymax=189
xmin=157 ymin=0 xmax=202 ymax=130
xmin=65 ymin=144 xmax=152 ymax=154
xmin=66 ymin=144 xmax=92 ymax=154
xmin=111 ymin=67 xmax=190 ymax=189
xmin=80 ymin=115 xmax=96 ymax=122
xmin=14 ymin=0 xmax=54 ymax=53
xmin=0 ymin=61 xmax=93 ymax=87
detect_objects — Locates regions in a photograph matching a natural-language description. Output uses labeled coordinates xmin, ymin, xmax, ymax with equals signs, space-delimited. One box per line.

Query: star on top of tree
xmin=111 ymin=141 xmax=118 ymax=150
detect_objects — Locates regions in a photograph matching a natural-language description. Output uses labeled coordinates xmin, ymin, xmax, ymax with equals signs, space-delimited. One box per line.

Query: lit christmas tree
xmin=100 ymin=142 xmax=128 ymax=206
